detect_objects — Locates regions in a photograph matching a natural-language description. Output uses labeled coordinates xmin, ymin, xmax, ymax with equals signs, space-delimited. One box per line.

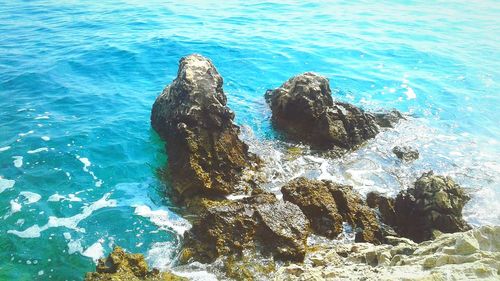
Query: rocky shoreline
xmin=85 ymin=54 xmax=500 ymax=280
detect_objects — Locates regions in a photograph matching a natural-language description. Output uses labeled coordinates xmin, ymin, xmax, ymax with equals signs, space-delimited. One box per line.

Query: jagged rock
xmin=275 ymin=226 xmax=500 ymax=281
xmin=85 ymin=247 xmax=187 ymax=281
xmin=265 ymin=72 xmax=380 ymax=150
xmin=256 ymin=201 xmax=309 ymax=261
xmin=394 ymin=171 xmax=471 ymax=242
xmin=374 ymin=110 xmax=404 ymax=128
xmin=392 ymin=145 xmax=419 ymax=161
xmin=180 ymin=191 xmax=310 ymax=263
xmin=366 ymin=191 xmax=397 ymax=226
xmin=281 ymin=177 xmax=343 ymax=238
xmin=281 ymin=177 xmax=385 ymax=244
xmin=151 ymin=54 xmax=258 ymax=200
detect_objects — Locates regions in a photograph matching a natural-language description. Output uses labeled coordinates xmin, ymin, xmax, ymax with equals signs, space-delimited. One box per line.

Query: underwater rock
xmin=265 ymin=72 xmax=380 ymax=150
xmin=85 ymin=246 xmax=187 ymax=281
xmin=392 ymin=145 xmax=419 ymax=161
xmin=151 ymin=54 xmax=258 ymax=200
xmin=374 ymin=109 xmax=404 ymax=128
xmin=275 ymin=226 xmax=500 ymax=280
xmin=281 ymin=177 xmax=385 ymax=244
xmin=180 ymin=191 xmax=310 ymax=263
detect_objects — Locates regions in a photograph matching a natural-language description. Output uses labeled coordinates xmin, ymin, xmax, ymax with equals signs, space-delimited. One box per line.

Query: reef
xmin=85 ymin=247 xmax=187 ymax=281
xmin=151 ymin=54 xmax=259 ymax=200
xmin=138 ymin=54 xmax=492 ymax=280
xmin=265 ymin=72 xmax=402 ymax=150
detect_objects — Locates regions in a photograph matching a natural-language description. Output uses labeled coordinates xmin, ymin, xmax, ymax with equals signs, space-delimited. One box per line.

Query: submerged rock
xmin=180 ymin=191 xmax=310 ymax=263
xmin=265 ymin=72 xmax=380 ymax=150
xmin=85 ymin=247 xmax=187 ymax=281
xmin=275 ymin=225 xmax=500 ymax=280
xmin=374 ymin=109 xmax=405 ymax=128
xmin=392 ymin=145 xmax=419 ymax=161
xmin=281 ymin=177 xmax=385 ymax=244
xmin=151 ymin=54 xmax=258 ymax=200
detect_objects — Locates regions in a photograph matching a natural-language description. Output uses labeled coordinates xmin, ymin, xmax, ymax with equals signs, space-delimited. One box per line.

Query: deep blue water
xmin=0 ymin=1 xmax=499 ymax=280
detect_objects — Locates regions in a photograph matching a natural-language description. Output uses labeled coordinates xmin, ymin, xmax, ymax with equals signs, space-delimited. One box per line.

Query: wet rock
xmin=180 ymin=191 xmax=310 ymax=263
xmin=281 ymin=177 xmax=343 ymax=238
xmin=394 ymin=171 xmax=471 ymax=242
xmin=392 ymin=145 xmax=419 ymax=161
xmin=281 ymin=177 xmax=385 ymax=244
xmin=265 ymin=72 xmax=379 ymax=150
xmin=151 ymin=54 xmax=258 ymax=200
xmin=85 ymin=246 xmax=187 ymax=281
xmin=366 ymin=191 xmax=397 ymax=226
xmin=374 ymin=109 xmax=404 ymax=128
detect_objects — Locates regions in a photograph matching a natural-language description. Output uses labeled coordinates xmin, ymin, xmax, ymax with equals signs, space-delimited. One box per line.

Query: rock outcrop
xmin=368 ymin=172 xmax=471 ymax=242
xmin=275 ymin=226 xmax=500 ymax=280
xmin=85 ymin=247 xmax=187 ymax=281
xmin=265 ymin=72 xmax=380 ymax=150
xmin=180 ymin=191 xmax=310 ymax=264
xmin=393 ymin=145 xmax=419 ymax=161
xmin=151 ymin=54 xmax=258 ymax=200
xmin=281 ymin=177 xmax=385 ymax=244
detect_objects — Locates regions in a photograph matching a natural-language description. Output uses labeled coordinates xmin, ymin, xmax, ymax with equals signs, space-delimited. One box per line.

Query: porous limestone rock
xmin=151 ymin=54 xmax=258 ymax=200
xmin=281 ymin=177 xmax=385 ymax=244
xmin=275 ymin=226 xmax=500 ymax=281
xmin=394 ymin=171 xmax=471 ymax=242
xmin=85 ymin=247 xmax=187 ymax=281
xmin=392 ymin=145 xmax=419 ymax=161
xmin=265 ymin=72 xmax=380 ymax=150
xmin=180 ymin=191 xmax=310 ymax=263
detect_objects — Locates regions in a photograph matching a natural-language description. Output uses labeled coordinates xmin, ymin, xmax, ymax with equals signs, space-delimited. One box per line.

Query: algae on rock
xmin=85 ymin=247 xmax=187 ymax=281
xmin=151 ymin=54 xmax=259 ymax=200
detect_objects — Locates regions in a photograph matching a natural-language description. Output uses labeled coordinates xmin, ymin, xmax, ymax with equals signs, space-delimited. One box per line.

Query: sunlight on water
xmin=0 ymin=0 xmax=498 ymax=279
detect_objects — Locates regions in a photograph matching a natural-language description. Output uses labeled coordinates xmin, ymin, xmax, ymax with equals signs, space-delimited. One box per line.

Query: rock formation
xmin=180 ymin=191 xmax=310 ymax=263
xmin=275 ymin=226 xmax=500 ymax=280
xmin=374 ymin=109 xmax=404 ymax=128
xmin=392 ymin=145 xmax=419 ymax=161
xmin=368 ymin=172 xmax=471 ymax=242
xmin=85 ymin=247 xmax=187 ymax=281
xmin=281 ymin=177 xmax=385 ymax=244
xmin=265 ymin=72 xmax=402 ymax=150
xmin=151 ymin=54 xmax=258 ymax=200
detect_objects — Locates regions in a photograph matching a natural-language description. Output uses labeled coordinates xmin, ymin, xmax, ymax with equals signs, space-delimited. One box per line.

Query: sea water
xmin=0 ymin=1 xmax=498 ymax=280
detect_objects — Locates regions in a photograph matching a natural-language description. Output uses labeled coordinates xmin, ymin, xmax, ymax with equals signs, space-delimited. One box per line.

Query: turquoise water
xmin=0 ymin=0 xmax=499 ymax=280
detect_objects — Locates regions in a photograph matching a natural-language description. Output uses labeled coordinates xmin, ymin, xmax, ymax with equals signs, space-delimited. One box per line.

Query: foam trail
xmin=0 ymin=177 xmax=15 ymax=193
xmin=27 ymin=147 xmax=48 ymax=154
xmin=8 ymin=193 xmax=116 ymax=238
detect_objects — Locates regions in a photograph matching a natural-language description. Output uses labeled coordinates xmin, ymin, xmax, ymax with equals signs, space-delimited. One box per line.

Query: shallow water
xmin=0 ymin=0 xmax=499 ymax=280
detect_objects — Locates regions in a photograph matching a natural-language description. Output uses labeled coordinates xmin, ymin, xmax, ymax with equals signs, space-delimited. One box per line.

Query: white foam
xmin=82 ymin=240 xmax=105 ymax=262
xmin=0 ymin=146 xmax=11 ymax=152
xmin=146 ymin=242 xmax=176 ymax=270
xmin=20 ymin=191 xmax=41 ymax=204
xmin=13 ymin=156 xmax=23 ymax=168
xmin=8 ymin=193 xmax=116 ymax=238
xmin=0 ymin=177 xmax=15 ymax=193
xmin=67 ymin=239 xmax=84 ymax=255
xmin=27 ymin=147 xmax=48 ymax=154
xmin=41 ymin=136 xmax=50 ymax=141
xmin=76 ymin=156 xmax=103 ymax=187
xmin=10 ymin=200 xmax=22 ymax=214
xmin=116 ymin=183 xmax=191 ymax=236
xmin=34 ymin=115 xmax=49 ymax=120
xmin=19 ymin=130 xmax=34 ymax=137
